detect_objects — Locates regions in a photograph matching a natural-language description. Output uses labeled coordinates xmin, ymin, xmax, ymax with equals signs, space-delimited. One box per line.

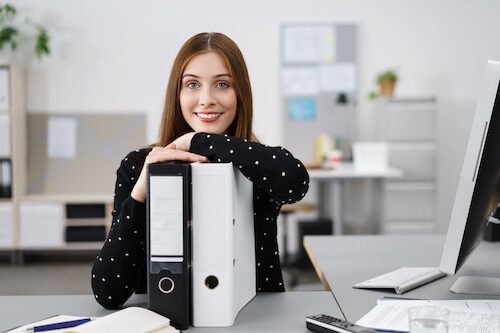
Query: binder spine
xmin=147 ymin=163 xmax=191 ymax=330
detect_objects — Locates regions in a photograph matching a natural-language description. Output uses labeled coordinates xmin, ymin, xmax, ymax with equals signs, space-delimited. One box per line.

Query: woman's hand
xmin=131 ymin=144 xmax=206 ymax=203
xmin=167 ymin=132 xmax=196 ymax=152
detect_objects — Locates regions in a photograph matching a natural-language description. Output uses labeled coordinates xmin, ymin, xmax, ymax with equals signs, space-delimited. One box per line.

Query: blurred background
xmin=1 ymin=0 xmax=500 ymax=294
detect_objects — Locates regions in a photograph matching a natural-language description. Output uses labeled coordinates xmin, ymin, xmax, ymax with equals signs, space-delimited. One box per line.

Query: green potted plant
xmin=376 ymin=69 xmax=398 ymax=96
xmin=0 ymin=3 xmax=50 ymax=60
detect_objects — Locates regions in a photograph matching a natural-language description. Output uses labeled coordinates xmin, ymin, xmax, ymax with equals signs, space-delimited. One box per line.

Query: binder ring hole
xmin=205 ymin=275 xmax=219 ymax=289
xmin=158 ymin=277 xmax=175 ymax=294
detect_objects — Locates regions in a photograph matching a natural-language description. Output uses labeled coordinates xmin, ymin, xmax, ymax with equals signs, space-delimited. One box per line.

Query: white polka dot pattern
xmin=91 ymin=133 xmax=310 ymax=310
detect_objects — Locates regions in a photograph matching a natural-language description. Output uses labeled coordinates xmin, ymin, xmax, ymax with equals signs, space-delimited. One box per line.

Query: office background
xmin=6 ymin=1 xmax=500 ymax=239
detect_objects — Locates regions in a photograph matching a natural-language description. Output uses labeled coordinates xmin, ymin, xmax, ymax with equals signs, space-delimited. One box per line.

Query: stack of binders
xmin=147 ymin=162 xmax=256 ymax=330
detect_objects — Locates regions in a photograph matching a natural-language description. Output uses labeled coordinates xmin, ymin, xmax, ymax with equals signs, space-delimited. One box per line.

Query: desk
xmin=303 ymin=235 xmax=500 ymax=322
xmin=1 ymin=292 xmax=341 ymax=332
xmin=308 ymin=163 xmax=402 ymax=234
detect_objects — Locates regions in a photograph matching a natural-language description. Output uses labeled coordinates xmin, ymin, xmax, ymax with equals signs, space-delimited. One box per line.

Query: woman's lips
xmin=196 ymin=112 xmax=222 ymax=122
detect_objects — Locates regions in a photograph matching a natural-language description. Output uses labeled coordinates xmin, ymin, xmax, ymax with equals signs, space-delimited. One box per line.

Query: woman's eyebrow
xmin=182 ymin=73 xmax=231 ymax=79
xmin=182 ymin=74 xmax=199 ymax=79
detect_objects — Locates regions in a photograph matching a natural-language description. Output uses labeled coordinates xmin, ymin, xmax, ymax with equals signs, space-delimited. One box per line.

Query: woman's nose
xmin=200 ymin=87 xmax=216 ymax=106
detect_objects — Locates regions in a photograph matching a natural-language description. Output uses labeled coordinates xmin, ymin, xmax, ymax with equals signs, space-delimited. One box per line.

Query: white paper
xmin=0 ymin=67 xmax=10 ymax=110
xmin=319 ymin=63 xmax=356 ymax=92
xmin=356 ymin=299 xmax=500 ymax=333
xmin=282 ymin=25 xmax=336 ymax=64
xmin=282 ymin=66 xmax=319 ymax=96
xmin=0 ymin=113 xmax=10 ymax=157
xmin=47 ymin=116 xmax=78 ymax=159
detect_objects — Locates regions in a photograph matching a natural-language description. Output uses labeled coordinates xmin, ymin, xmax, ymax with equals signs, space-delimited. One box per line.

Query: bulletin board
xmin=281 ymin=23 xmax=357 ymax=163
xmin=26 ymin=113 xmax=147 ymax=195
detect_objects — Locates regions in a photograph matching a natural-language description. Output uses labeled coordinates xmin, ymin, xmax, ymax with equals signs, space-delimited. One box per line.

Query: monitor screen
xmin=439 ymin=60 xmax=500 ymax=295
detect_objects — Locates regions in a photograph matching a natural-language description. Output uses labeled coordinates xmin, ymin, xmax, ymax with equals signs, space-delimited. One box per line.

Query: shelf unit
xmin=0 ymin=65 xmax=146 ymax=265
xmin=0 ymin=64 xmax=26 ymax=254
xmin=374 ymin=97 xmax=437 ymax=234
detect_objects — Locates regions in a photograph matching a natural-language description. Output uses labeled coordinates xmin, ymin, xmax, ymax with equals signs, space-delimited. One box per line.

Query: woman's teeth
xmin=197 ymin=113 xmax=221 ymax=119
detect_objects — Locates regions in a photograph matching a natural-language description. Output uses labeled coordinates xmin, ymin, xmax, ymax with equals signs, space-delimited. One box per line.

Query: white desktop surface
xmin=0 ymin=292 xmax=340 ymax=332
xmin=308 ymin=163 xmax=403 ymax=180
xmin=304 ymin=235 xmax=500 ymax=322
xmin=307 ymin=163 xmax=402 ymax=234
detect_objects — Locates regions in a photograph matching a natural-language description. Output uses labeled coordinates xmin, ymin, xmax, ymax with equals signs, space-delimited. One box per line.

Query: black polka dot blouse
xmin=92 ymin=132 xmax=310 ymax=309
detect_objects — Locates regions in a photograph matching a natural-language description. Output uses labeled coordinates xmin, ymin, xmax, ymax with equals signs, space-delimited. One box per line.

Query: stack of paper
xmin=356 ymin=299 xmax=500 ymax=333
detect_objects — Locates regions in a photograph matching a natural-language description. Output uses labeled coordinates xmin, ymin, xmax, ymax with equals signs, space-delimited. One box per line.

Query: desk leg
xmin=317 ymin=181 xmax=330 ymax=219
xmin=332 ymin=180 xmax=343 ymax=235
xmin=317 ymin=180 xmax=343 ymax=235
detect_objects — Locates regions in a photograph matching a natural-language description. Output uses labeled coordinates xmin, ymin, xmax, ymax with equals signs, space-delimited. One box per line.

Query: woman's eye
xmin=186 ymin=82 xmax=199 ymax=88
xmin=217 ymin=82 xmax=230 ymax=88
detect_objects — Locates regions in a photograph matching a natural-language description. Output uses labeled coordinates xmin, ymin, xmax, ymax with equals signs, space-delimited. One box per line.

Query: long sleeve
xmin=190 ymin=133 xmax=309 ymax=205
xmin=91 ymin=149 xmax=150 ymax=309
xmin=191 ymin=133 xmax=310 ymax=291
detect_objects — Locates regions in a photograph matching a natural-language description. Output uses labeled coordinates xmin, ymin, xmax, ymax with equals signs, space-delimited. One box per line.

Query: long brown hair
xmin=156 ymin=32 xmax=257 ymax=147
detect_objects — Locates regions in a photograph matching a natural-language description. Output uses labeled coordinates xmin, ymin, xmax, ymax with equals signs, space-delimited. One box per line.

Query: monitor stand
xmin=450 ymin=276 xmax=500 ymax=295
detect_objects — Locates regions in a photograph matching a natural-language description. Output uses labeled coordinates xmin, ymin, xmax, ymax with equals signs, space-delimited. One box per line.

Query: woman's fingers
xmin=146 ymin=147 xmax=206 ymax=165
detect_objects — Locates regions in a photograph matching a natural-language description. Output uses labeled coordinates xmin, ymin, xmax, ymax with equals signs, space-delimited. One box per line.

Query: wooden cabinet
xmin=0 ymin=65 xmax=25 ymax=250
xmin=1 ymin=64 xmax=146 ymax=264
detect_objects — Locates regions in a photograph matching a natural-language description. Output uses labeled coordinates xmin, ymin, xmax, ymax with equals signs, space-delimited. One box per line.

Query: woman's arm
xmin=91 ymin=149 xmax=149 ymax=309
xmin=190 ymin=133 xmax=310 ymax=205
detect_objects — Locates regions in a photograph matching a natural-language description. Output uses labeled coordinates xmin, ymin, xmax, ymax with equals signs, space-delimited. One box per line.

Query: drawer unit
xmin=0 ymin=202 xmax=14 ymax=247
xmin=388 ymin=143 xmax=436 ymax=181
xmin=19 ymin=201 xmax=64 ymax=247
xmin=375 ymin=97 xmax=437 ymax=234
xmin=376 ymin=98 xmax=436 ymax=142
xmin=383 ymin=182 xmax=435 ymax=221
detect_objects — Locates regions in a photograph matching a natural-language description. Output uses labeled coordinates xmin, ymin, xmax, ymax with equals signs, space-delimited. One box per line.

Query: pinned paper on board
xmin=47 ymin=116 xmax=78 ymax=159
xmin=282 ymin=25 xmax=337 ymax=64
xmin=282 ymin=66 xmax=319 ymax=96
xmin=288 ymin=98 xmax=316 ymax=121
xmin=319 ymin=63 xmax=356 ymax=93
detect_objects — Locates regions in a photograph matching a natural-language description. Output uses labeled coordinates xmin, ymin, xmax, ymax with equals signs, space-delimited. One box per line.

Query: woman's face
xmin=180 ymin=51 xmax=237 ymax=135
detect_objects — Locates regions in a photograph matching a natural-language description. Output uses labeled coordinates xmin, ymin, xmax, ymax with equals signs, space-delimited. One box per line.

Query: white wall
xmin=10 ymin=0 xmax=500 ymax=233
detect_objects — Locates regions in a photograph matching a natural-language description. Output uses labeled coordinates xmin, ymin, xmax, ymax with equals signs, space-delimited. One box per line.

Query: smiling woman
xmin=180 ymin=52 xmax=238 ymax=135
xmin=91 ymin=32 xmax=310 ymax=311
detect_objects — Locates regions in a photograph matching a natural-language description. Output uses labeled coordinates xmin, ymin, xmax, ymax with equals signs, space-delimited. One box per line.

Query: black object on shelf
xmin=66 ymin=203 xmax=106 ymax=219
xmin=66 ymin=226 xmax=106 ymax=242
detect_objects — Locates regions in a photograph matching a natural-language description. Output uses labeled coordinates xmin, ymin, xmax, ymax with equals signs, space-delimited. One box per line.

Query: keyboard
xmin=353 ymin=267 xmax=446 ymax=294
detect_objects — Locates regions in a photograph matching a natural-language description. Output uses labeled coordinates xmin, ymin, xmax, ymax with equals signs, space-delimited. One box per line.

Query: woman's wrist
xmin=131 ymin=184 xmax=146 ymax=203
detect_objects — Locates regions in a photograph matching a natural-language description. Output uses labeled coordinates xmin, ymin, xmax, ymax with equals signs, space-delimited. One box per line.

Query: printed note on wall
xmin=47 ymin=116 xmax=78 ymax=159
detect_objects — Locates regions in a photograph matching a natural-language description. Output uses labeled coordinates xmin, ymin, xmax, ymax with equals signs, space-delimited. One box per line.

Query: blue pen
xmin=25 ymin=318 xmax=92 ymax=332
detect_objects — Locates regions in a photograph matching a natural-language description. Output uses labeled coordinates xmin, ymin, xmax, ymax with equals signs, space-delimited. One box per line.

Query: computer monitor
xmin=439 ymin=60 xmax=500 ymax=295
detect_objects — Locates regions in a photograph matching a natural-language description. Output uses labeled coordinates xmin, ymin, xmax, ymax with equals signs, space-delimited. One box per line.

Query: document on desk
xmin=356 ymin=299 xmax=500 ymax=333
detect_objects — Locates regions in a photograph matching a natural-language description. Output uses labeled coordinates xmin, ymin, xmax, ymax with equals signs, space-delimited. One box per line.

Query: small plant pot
xmin=379 ymin=79 xmax=396 ymax=96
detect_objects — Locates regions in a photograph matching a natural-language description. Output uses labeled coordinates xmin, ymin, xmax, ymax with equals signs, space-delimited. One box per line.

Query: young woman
xmin=92 ymin=32 xmax=310 ymax=310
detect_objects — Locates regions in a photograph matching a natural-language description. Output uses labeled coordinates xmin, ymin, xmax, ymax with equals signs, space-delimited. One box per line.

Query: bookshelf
xmin=0 ymin=64 xmax=147 ymax=265
xmin=0 ymin=64 xmax=26 ymax=254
